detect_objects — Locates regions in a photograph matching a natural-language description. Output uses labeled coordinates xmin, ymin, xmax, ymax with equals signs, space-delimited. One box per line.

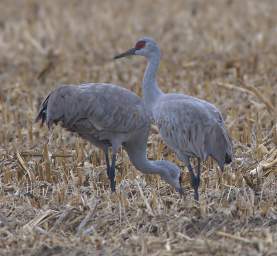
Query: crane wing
xmin=153 ymin=95 xmax=231 ymax=161
xmin=38 ymin=84 xmax=149 ymax=137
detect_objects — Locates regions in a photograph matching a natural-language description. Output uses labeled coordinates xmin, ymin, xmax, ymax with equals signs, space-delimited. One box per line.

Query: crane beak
xmin=113 ymin=48 xmax=136 ymax=59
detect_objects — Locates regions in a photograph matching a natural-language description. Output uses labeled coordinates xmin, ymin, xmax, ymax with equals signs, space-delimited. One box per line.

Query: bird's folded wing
xmin=46 ymin=84 xmax=149 ymax=134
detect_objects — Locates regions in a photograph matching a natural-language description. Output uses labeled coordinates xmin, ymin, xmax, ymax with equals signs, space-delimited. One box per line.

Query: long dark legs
xmin=104 ymin=150 xmax=111 ymax=178
xmin=195 ymin=158 xmax=201 ymax=201
xmin=186 ymin=157 xmax=201 ymax=201
xmin=104 ymin=147 xmax=116 ymax=192
xmin=110 ymin=154 xmax=116 ymax=192
xmin=103 ymin=141 xmax=120 ymax=192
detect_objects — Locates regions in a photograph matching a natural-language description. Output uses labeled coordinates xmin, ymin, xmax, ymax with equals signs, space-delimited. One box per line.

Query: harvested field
xmin=0 ymin=0 xmax=277 ymax=255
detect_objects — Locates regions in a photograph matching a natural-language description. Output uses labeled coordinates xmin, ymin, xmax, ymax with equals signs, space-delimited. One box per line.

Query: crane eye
xmin=135 ymin=41 xmax=146 ymax=49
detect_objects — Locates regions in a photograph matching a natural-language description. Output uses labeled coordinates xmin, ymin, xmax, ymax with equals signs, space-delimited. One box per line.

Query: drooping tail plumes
xmin=225 ymin=152 xmax=232 ymax=164
xmin=35 ymin=94 xmax=50 ymax=127
xmin=224 ymin=132 xmax=233 ymax=164
xmin=206 ymin=124 xmax=233 ymax=170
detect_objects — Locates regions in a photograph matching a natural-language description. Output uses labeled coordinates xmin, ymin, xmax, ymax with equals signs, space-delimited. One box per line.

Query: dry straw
xmin=0 ymin=0 xmax=276 ymax=255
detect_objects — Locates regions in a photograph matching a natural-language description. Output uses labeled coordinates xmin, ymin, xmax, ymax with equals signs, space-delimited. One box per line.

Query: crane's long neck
xmin=142 ymin=52 xmax=163 ymax=110
xmin=125 ymin=139 xmax=164 ymax=176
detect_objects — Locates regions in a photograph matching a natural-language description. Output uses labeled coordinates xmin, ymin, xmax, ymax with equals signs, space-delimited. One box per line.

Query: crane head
xmin=113 ymin=37 xmax=160 ymax=60
xmin=155 ymin=160 xmax=184 ymax=196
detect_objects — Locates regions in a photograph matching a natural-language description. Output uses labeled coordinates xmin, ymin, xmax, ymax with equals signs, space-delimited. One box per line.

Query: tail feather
xmin=224 ymin=132 xmax=233 ymax=165
xmin=35 ymin=94 xmax=51 ymax=127
xmin=206 ymin=124 xmax=233 ymax=170
xmin=225 ymin=152 xmax=232 ymax=164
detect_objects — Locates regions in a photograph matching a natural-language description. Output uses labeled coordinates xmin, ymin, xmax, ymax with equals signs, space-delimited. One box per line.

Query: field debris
xmin=0 ymin=0 xmax=276 ymax=255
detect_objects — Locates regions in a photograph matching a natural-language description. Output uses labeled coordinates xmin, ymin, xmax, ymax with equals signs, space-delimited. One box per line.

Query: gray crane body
xmin=36 ymin=83 xmax=183 ymax=193
xmin=153 ymin=93 xmax=232 ymax=169
xmin=114 ymin=37 xmax=233 ymax=200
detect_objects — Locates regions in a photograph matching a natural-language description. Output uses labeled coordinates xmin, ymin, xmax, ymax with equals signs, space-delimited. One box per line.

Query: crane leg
xmin=104 ymin=148 xmax=111 ymax=178
xmin=110 ymin=154 xmax=116 ymax=192
xmin=195 ymin=158 xmax=201 ymax=200
xmin=186 ymin=157 xmax=200 ymax=201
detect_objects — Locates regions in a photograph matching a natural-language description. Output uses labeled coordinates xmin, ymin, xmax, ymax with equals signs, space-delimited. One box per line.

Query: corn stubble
xmin=0 ymin=0 xmax=276 ymax=255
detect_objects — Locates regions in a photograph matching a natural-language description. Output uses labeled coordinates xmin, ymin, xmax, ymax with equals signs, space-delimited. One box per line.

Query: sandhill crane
xmin=114 ymin=37 xmax=233 ymax=201
xmin=36 ymin=83 xmax=183 ymax=194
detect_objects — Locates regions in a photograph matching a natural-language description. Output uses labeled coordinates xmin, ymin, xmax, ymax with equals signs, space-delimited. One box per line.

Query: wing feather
xmin=37 ymin=84 xmax=149 ymax=139
xmin=154 ymin=95 xmax=231 ymax=161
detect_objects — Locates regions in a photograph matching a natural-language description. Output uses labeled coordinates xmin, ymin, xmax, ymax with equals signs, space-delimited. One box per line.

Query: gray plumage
xmin=114 ymin=37 xmax=233 ymax=200
xmin=154 ymin=94 xmax=232 ymax=170
xmin=36 ymin=83 xmax=183 ymax=193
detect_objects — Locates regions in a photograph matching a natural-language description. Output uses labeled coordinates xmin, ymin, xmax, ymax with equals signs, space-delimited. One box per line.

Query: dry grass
xmin=0 ymin=0 xmax=277 ymax=255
